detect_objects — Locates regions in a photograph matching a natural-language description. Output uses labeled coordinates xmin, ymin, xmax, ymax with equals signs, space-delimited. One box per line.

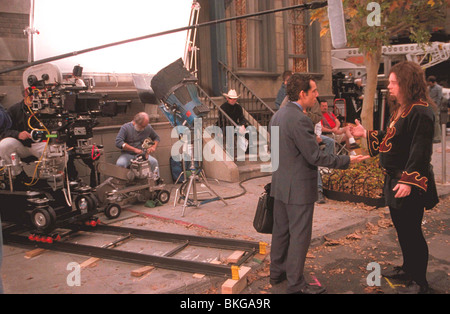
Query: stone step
xmin=234 ymin=152 xmax=271 ymax=166
xmin=237 ymin=161 xmax=272 ymax=181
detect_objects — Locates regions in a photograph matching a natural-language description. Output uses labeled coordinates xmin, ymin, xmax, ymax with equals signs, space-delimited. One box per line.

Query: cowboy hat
xmin=223 ymin=89 xmax=240 ymax=99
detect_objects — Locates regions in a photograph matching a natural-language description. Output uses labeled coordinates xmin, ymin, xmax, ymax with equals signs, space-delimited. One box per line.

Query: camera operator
xmin=115 ymin=112 xmax=161 ymax=180
xmin=0 ymin=90 xmax=47 ymax=184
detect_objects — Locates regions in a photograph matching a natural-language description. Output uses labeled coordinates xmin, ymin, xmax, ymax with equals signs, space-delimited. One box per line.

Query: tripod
xmin=174 ymin=142 xmax=227 ymax=217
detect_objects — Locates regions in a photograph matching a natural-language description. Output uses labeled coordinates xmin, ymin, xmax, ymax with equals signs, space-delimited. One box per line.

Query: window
xmin=285 ymin=0 xmax=309 ymax=73
xmin=234 ymin=0 xmax=274 ymax=72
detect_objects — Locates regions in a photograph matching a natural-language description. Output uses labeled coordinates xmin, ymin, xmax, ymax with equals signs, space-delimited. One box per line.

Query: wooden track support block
xmin=24 ymin=248 xmax=47 ymax=259
xmin=226 ymin=250 xmax=245 ymax=264
xmin=80 ymin=257 xmax=101 ymax=269
xmin=221 ymin=266 xmax=251 ymax=294
xmin=131 ymin=266 xmax=155 ymax=277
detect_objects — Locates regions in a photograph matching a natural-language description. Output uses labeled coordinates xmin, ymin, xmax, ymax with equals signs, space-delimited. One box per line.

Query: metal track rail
xmin=2 ymin=223 xmax=265 ymax=278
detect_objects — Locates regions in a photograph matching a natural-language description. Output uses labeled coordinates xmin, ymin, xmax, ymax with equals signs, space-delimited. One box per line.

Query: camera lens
xmin=31 ymin=130 xmax=45 ymax=142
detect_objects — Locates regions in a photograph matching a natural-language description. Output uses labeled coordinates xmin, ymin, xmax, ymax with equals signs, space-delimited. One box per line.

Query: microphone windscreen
xmin=327 ymin=0 xmax=347 ymax=49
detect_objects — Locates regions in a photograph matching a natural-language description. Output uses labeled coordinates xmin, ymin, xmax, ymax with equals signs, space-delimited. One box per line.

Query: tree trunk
xmin=361 ymin=46 xmax=382 ymax=132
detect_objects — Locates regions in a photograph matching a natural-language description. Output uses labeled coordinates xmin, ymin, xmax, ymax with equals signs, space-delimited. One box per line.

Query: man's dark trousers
xmin=270 ymin=199 xmax=314 ymax=293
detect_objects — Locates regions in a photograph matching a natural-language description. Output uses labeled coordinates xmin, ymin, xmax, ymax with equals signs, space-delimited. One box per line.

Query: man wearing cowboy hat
xmin=218 ymin=89 xmax=248 ymax=131
xmin=218 ymin=89 xmax=249 ymax=154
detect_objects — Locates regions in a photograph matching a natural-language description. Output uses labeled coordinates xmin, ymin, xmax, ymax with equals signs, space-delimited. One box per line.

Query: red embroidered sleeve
xmin=399 ymin=171 xmax=428 ymax=192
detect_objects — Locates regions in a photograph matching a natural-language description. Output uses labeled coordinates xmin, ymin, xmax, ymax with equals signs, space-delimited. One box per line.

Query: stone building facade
xmin=196 ymin=0 xmax=334 ymax=104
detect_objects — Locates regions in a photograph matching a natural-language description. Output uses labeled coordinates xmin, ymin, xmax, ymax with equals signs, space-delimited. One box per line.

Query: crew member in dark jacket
xmin=352 ymin=61 xmax=439 ymax=294
xmin=218 ymin=89 xmax=248 ymax=129
xmin=218 ymin=89 xmax=249 ymax=153
xmin=0 ymin=93 xmax=46 ymax=179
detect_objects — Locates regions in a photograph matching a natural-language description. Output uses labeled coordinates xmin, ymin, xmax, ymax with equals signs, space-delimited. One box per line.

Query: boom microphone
xmin=327 ymin=0 xmax=347 ymax=49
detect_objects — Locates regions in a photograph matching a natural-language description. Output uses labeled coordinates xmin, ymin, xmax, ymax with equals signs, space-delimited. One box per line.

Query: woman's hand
xmin=393 ymin=183 xmax=411 ymax=198
xmin=350 ymin=119 xmax=367 ymax=138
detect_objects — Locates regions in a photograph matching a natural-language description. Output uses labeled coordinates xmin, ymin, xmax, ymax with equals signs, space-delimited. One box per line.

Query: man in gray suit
xmin=269 ymin=74 xmax=368 ymax=294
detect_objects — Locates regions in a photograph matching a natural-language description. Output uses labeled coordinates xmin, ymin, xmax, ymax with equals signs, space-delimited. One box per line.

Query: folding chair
xmin=333 ymin=98 xmax=346 ymax=125
xmin=325 ymin=99 xmax=348 ymax=155
xmin=321 ymin=133 xmax=349 ymax=156
xmin=334 ymin=134 xmax=349 ymax=155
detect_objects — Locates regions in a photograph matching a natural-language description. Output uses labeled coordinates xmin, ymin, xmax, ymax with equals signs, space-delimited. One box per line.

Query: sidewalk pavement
xmin=1 ymin=141 xmax=448 ymax=294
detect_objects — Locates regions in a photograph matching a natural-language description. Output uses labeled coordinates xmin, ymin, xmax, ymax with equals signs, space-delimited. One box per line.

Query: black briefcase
xmin=253 ymin=183 xmax=274 ymax=234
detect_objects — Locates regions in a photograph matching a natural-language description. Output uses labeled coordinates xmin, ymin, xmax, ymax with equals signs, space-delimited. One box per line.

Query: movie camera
xmin=23 ymin=63 xmax=106 ymax=157
xmin=0 ymin=63 xmax=110 ymax=232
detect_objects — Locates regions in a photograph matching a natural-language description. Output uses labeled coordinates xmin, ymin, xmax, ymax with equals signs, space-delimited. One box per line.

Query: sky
xmin=33 ymin=0 xmax=193 ymax=74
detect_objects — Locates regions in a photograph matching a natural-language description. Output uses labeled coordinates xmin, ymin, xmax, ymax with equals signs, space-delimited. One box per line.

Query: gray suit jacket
xmin=270 ymin=102 xmax=350 ymax=205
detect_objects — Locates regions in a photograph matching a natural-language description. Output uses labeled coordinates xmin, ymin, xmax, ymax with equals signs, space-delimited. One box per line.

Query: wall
xmin=0 ymin=0 xmax=30 ymax=106
xmin=216 ymin=0 xmax=333 ymax=109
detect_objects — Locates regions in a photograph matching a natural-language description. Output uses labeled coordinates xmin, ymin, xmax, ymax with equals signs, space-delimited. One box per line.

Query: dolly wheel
xmin=104 ymin=203 xmax=121 ymax=219
xmin=30 ymin=207 xmax=55 ymax=232
xmin=157 ymin=190 xmax=170 ymax=204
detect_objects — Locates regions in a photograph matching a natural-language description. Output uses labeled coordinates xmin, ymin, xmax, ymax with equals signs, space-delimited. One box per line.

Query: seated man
xmin=218 ymin=89 xmax=249 ymax=153
xmin=218 ymin=89 xmax=248 ymax=130
xmin=319 ymin=99 xmax=359 ymax=155
xmin=313 ymin=112 xmax=335 ymax=204
xmin=0 ymin=92 xmax=47 ymax=183
xmin=115 ymin=112 xmax=161 ymax=178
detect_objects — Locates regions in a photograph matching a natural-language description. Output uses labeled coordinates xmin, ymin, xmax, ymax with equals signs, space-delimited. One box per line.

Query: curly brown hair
xmin=389 ymin=61 xmax=436 ymax=111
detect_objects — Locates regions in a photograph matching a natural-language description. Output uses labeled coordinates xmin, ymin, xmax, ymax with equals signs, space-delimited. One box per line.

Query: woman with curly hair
xmin=352 ymin=61 xmax=439 ymax=294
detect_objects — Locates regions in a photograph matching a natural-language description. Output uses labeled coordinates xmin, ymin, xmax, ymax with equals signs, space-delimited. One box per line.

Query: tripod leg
xmin=181 ymin=174 xmax=196 ymax=217
xmin=173 ymin=188 xmax=179 ymax=208
xmin=174 ymin=171 xmax=185 ymax=185
xmin=192 ymin=173 xmax=197 ymax=203
xmin=199 ymin=170 xmax=228 ymax=206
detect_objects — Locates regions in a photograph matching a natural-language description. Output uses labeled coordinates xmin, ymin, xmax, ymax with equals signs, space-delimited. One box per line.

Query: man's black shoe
xmin=270 ymin=273 xmax=286 ymax=285
xmin=13 ymin=171 xmax=31 ymax=189
xmin=349 ymin=143 xmax=360 ymax=150
xmin=316 ymin=191 xmax=326 ymax=204
xmin=16 ymin=171 xmax=30 ymax=182
xmin=291 ymin=284 xmax=326 ymax=294
xmin=382 ymin=266 xmax=410 ymax=281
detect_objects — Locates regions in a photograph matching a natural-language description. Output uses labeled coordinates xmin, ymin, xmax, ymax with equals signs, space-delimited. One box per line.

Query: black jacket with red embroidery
xmin=367 ymin=102 xmax=436 ymax=193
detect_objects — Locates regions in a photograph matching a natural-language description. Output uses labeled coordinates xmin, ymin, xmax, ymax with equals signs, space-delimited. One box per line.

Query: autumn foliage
xmin=311 ymin=0 xmax=447 ymax=131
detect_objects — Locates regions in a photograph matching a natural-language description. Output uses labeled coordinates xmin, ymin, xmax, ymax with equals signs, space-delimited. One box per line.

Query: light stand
xmin=149 ymin=58 xmax=228 ymax=216
xmin=174 ymin=130 xmax=227 ymax=217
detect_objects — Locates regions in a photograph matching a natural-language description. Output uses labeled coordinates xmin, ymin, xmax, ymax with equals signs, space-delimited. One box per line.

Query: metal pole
xmin=27 ymin=0 xmax=36 ymax=63
xmin=440 ymin=108 xmax=448 ymax=184
xmin=442 ymin=122 xmax=447 ymax=184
